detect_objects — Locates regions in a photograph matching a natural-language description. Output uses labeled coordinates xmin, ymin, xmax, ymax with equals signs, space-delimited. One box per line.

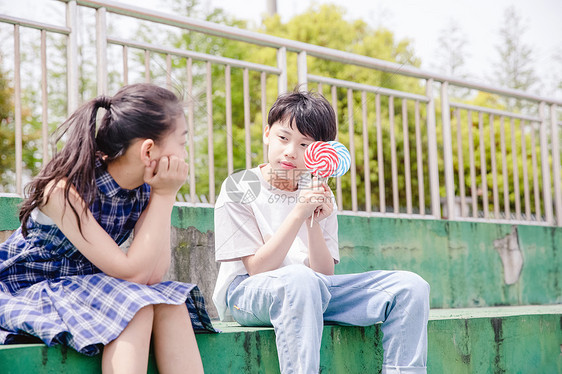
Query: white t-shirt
xmin=212 ymin=165 xmax=340 ymax=321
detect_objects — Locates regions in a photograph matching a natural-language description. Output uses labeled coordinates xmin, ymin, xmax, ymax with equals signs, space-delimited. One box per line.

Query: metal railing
xmin=0 ymin=0 xmax=560 ymax=226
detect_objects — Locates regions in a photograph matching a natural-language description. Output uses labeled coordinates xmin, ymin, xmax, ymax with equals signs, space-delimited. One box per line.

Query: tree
xmin=249 ymin=4 xmax=425 ymax=212
xmin=433 ymin=20 xmax=470 ymax=98
xmin=133 ymin=0 xmax=251 ymax=201
xmin=2 ymin=1 xmax=547 ymax=216
xmin=492 ymin=6 xmax=538 ymax=99
xmin=129 ymin=2 xmax=424 ymax=210
xmin=546 ymin=47 xmax=562 ymax=99
xmin=0 ymin=46 xmax=45 ymax=194
xmin=447 ymin=92 xmax=548 ymax=218
xmin=434 ymin=20 xmax=469 ymax=78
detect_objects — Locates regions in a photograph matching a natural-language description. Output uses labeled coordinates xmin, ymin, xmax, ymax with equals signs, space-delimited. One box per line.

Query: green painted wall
xmin=174 ymin=204 xmax=562 ymax=309
xmin=335 ymin=216 xmax=562 ymax=308
xmin=2 ymin=199 xmax=561 ymax=308
xmin=0 ymin=195 xmax=21 ymax=230
xmin=1 ymin=196 xmax=561 ymax=372
xmin=172 ymin=205 xmax=214 ymax=233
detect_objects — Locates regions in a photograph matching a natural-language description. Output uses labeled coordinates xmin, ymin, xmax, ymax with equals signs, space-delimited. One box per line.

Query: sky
xmin=1 ymin=0 xmax=561 ymax=98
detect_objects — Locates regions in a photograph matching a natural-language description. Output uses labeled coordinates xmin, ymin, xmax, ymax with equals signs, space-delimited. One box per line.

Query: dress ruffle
xmin=0 ymin=273 xmax=215 ymax=356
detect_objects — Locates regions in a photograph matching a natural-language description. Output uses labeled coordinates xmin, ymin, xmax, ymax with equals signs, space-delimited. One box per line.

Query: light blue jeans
xmin=227 ymin=264 xmax=429 ymax=374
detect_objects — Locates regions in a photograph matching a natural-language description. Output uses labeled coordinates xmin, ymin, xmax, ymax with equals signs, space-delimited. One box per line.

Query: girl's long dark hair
xmin=19 ymin=83 xmax=183 ymax=237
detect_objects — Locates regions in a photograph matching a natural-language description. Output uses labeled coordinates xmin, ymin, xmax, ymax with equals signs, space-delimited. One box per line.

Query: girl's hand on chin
xmin=144 ymin=155 xmax=189 ymax=196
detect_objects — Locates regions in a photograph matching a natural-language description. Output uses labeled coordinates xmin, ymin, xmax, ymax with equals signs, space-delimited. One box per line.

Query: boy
xmin=212 ymin=89 xmax=429 ymax=374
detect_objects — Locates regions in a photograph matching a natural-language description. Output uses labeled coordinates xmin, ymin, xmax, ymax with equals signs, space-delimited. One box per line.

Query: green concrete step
xmin=0 ymin=305 xmax=560 ymax=373
xmin=3 ymin=196 xmax=562 ymax=312
xmin=428 ymin=305 xmax=562 ymax=373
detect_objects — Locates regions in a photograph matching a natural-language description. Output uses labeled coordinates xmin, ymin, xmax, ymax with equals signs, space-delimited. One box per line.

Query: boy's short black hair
xmin=267 ymin=88 xmax=337 ymax=142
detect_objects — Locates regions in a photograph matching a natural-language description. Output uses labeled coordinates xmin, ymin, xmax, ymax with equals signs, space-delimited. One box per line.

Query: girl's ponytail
xmin=20 ymin=98 xmax=103 ymax=237
xmin=95 ymin=96 xmax=112 ymax=111
xmin=20 ymin=84 xmax=183 ymax=238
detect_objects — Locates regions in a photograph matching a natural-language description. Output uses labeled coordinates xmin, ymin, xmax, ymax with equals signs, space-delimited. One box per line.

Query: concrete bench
xmin=1 ymin=195 xmax=562 ymax=372
xmin=1 ymin=305 xmax=560 ymax=373
xmin=2 ymin=195 xmax=562 ymax=318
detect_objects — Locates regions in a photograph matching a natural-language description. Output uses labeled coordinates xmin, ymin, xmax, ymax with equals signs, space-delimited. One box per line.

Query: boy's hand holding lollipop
xmin=304 ymin=140 xmax=351 ymax=226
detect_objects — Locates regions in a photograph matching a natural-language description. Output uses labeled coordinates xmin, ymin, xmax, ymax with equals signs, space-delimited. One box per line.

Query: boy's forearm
xmin=244 ymin=210 xmax=305 ymax=275
xmin=307 ymin=222 xmax=335 ymax=275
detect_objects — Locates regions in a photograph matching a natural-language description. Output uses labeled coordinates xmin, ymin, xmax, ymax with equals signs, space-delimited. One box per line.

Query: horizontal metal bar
xmin=0 ymin=14 xmax=70 ymax=34
xmin=108 ymin=36 xmax=281 ymax=74
xmin=450 ymin=102 xmax=540 ymax=122
xmin=309 ymin=74 xmax=429 ymax=102
xmin=0 ymin=193 xmax=21 ymax=198
xmin=452 ymin=216 xmax=552 ymax=227
xmin=338 ymin=210 xmax=439 ymax=220
xmin=174 ymin=202 xmax=214 ymax=209
xmin=338 ymin=210 xmax=553 ymax=227
xmin=58 ymin=0 xmax=562 ymax=105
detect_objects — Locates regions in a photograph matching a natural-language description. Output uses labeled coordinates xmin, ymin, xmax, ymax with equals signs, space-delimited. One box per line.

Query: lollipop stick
xmin=311 ymin=176 xmax=328 ymax=227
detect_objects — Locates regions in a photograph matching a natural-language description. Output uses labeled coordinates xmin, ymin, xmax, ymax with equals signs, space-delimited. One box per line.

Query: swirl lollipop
xmin=304 ymin=141 xmax=339 ymax=226
xmin=327 ymin=141 xmax=351 ymax=177
xmin=304 ymin=141 xmax=339 ymax=178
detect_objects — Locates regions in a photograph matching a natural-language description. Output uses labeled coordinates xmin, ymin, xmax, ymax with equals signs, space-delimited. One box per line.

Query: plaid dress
xmin=0 ymin=159 xmax=215 ymax=356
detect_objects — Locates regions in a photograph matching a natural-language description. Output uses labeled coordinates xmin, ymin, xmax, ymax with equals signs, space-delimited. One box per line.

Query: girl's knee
xmin=153 ymin=303 xmax=179 ymax=314
xmin=120 ymin=304 xmax=155 ymax=337
xmin=152 ymin=303 xmax=194 ymax=333
xmin=153 ymin=303 xmax=188 ymax=320
xmin=135 ymin=304 xmax=155 ymax=321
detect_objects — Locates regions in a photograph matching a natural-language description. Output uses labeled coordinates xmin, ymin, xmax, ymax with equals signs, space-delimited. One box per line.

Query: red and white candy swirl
xmin=304 ymin=141 xmax=339 ymax=178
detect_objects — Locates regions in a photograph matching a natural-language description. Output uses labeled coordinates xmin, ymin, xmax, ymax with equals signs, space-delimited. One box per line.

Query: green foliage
xmin=493 ymin=5 xmax=538 ymax=112
xmin=0 ymin=65 xmax=15 ymax=190
xmin=447 ymin=92 xmax=547 ymax=218
xmin=0 ymin=52 xmax=45 ymax=193
xmin=234 ymin=4 xmax=426 ymax=212
xmin=434 ymin=20 xmax=471 ymax=99
xmin=147 ymin=0 xmax=253 ymax=201
xmin=1 ymin=1 xmax=555 ymax=219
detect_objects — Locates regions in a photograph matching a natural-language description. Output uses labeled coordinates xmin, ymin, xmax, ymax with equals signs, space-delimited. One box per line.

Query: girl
xmin=0 ymin=83 xmax=214 ymax=373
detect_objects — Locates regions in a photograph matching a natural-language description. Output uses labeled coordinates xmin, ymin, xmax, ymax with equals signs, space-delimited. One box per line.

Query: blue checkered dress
xmin=0 ymin=159 xmax=215 ymax=356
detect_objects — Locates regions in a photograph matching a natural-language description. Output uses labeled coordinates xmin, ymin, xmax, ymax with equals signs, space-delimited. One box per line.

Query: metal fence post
xmin=426 ymin=79 xmax=441 ymax=218
xmin=441 ymin=81 xmax=456 ymax=219
xmin=66 ymin=0 xmax=79 ymax=114
xmin=277 ymin=47 xmax=287 ymax=95
xmin=550 ymin=104 xmax=561 ymax=226
xmin=539 ymin=102 xmax=554 ymax=224
xmin=96 ymin=7 xmax=108 ymax=95
xmin=14 ymin=25 xmax=22 ymax=195
xmin=41 ymin=30 xmax=49 ymax=166
xmin=297 ymin=51 xmax=307 ymax=91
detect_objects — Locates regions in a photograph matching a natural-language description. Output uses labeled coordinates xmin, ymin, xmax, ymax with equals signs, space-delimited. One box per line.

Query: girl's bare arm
xmin=41 ymin=156 xmax=187 ymax=284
